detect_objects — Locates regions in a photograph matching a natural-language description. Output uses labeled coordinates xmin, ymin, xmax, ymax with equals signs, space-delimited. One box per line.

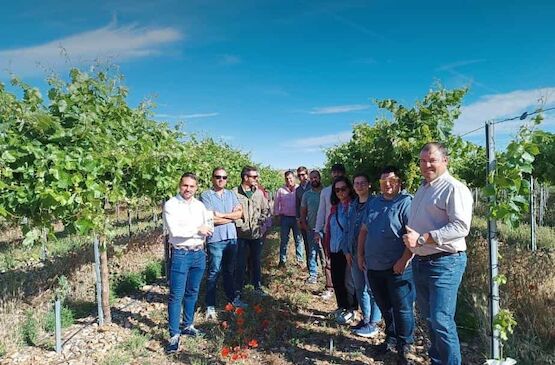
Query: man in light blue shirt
xmin=200 ymin=167 xmax=243 ymax=319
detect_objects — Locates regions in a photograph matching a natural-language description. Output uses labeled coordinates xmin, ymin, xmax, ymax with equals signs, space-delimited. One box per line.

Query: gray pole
xmin=486 ymin=121 xmax=501 ymax=359
xmin=530 ymin=176 xmax=537 ymax=251
xmin=93 ymin=236 xmax=104 ymax=326
xmin=55 ymin=298 xmax=62 ymax=353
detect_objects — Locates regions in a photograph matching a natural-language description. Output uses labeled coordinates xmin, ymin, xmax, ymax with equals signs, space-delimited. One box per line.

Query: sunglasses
xmin=248 ymin=175 xmax=259 ymax=179
xmin=213 ymin=175 xmax=228 ymax=180
xmin=334 ymin=186 xmax=348 ymax=193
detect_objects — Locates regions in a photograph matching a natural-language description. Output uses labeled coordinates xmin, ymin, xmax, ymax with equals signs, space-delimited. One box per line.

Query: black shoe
xmin=397 ymin=344 xmax=414 ymax=365
xmin=371 ymin=337 xmax=396 ymax=355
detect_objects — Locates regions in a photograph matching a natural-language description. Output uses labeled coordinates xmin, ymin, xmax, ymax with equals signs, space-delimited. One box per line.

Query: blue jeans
xmin=351 ymin=263 xmax=381 ymax=324
xmin=413 ymin=252 xmax=467 ymax=365
xmin=307 ymin=230 xmax=319 ymax=278
xmin=205 ymin=239 xmax=237 ymax=307
xmin=235 ymin=238 xmax=263 ymax=293
xmin=367 ymin=265 xmax=415 ymax=348
xmin=279 ymin=216 xmax=304 ymax=263
xmin=168 ymin=248 xmax=206 ymax=336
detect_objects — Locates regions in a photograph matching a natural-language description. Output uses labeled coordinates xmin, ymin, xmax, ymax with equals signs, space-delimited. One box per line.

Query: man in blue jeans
xmin=233 ymin=166 xmax=271 ymax=299
xmin=403 ymin=143 xmax=473 ymax=365
xmin=200 ymin=167 xmax=244 ymax=319
xmin=275 ymin=170 xmax=303 ymax=267
xmin=358 ymin=166 xmax=414 ymax=365
xmin=163 ymin=173 xmax=213 ymax=354
xmin=300 ymin=170 xmax=323 ymax=284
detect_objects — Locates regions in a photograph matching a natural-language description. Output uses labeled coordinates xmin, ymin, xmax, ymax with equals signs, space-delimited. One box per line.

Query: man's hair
xmin=353 ymin=172 xmax=369 ymax=183
xmin=330 ymin=176 xmax=355 ymax=205
xmin=212 ymin=166 xmax=226 ymax=176
xmin=297 ymin=166 xmax=308 ymax=174
xmin=421 ymin=142 xmax=448 ymax=157
xmin=241 ymin=166 xmax=258 ymax=180
xmin=331 ymin=163 xmax=346 ymax=173
xmin=379 ymin=166 xmax=402 ymax=179
xmin=180 ymin=172 xmax=198 ymax=183
xmin=284 ymin=170 xmax=294 ymax=178
xmin=309 ymin=170 xmax=321 ymax=178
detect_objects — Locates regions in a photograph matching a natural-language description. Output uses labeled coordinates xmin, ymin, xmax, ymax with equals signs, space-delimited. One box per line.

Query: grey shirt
xmin=408 ymin=171 xmax=473 ymax=256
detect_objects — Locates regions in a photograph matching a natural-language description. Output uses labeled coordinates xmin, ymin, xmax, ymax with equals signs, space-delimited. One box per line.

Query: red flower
xmin=236 ymin=317 xmax=245 ymax=326
xmin=241 ymin=351 xmax=249 ymax=359
xmin=231 ymin=353 xmax=240 ymax=361
xmin=224 ymin=303 xmax=234 ymax=312
xmin=220 ymin=346 xmax=230 ymax=357
xmin=235 ymin=307 xmax=245 ymax=316
xmin=254 ymin=304 xmax=263 ymax=314
xmin=248 ymin=339 xmax=259 ymax=348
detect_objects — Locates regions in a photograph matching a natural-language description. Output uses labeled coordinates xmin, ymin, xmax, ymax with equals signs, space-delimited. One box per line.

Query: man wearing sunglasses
xmin=200 ymin=167 xmax=244 ymax=318
xmin=233 ymin=166 xmax=271 ymax=300
xmin=295 ymin=166 xmax=311 ymax=268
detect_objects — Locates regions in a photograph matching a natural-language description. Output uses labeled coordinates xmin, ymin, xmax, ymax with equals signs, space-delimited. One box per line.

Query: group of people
xmin=162 ymin=142 xmax=473 ymax=365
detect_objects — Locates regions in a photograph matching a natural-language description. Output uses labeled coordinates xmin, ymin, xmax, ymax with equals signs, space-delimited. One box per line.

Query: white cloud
xmin=455 ymin=88 xmax=555 ymax=136
xmin=156 ymin=112 xmax=219 ymax=119
xmin=309 ymin=104 xmax=369 ymax=115
xmin=0 ymin=22 xmax=183 ymax=76
xmin=289 ymin=130 xmax=352 ymax=152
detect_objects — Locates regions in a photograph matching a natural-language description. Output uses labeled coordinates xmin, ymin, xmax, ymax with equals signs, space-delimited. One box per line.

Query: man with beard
xmin=300 ymin=170 xmax=326 ymax=284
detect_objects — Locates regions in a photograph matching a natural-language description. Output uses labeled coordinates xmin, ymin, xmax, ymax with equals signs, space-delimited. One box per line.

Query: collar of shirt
xmin=425 ymin=170 xmax=451 ymax=187
xmin=175 ymin=194 xmax=196 ymax=204
xmin=283 ymin=184 xmax=298 ymax=192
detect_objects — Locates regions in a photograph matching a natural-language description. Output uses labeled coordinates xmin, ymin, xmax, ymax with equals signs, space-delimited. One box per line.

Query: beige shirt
xmin=408 ymin=171 xmax=473 ymax=256
xmin=163 ymin=194 xmax=211 ymax=249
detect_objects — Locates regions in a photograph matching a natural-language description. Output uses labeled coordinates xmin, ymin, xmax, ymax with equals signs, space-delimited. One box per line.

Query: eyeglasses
xmin=247 ymin=175 xmax=259 ymax=179
xmin=213 ymin=175 xmax=228 ymax=180
xmin=334 ymin=186 xmax=348 ymax=193
xmin=379 ymin=177 xmax=400 ymax=184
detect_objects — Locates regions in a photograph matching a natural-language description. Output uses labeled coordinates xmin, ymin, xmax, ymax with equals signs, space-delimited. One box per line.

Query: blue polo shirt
xmin=200 ymin=188 xmax=240 ymax=244
xmin=364 ymin=193 xmax=412 ymax=270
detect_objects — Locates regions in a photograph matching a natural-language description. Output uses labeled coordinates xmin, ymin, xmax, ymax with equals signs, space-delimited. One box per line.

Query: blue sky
xmin=2 ymin=0 xmax=555 ymax=169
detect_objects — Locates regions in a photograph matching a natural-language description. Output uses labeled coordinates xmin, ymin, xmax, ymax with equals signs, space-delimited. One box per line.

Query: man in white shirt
xmin=163 ymin=173 xmax=213 ymax=354
xmin=403 ymin=143 xmax=473 ymax=365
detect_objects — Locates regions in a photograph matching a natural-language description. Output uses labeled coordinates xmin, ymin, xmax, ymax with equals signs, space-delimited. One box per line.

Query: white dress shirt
xmin=163 ymin=194 xmax=211 ymax=249
xmin=408 ymin=171 xmax=473 ymax=256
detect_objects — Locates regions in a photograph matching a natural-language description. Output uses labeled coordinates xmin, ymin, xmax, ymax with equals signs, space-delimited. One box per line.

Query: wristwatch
xmin=417 ymin=235 xmax=426 ymax=246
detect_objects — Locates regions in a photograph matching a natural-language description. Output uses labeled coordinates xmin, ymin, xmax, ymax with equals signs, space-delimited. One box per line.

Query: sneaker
xmin=353 ymin=323 xmax=379 ymax=338
xmin=319 ymin=289 xmax=334 ymax=300
xmin=397 ymin=344 xmax=415 ymax=365
xmin=165 ymin=335 xmax=180 ymax=354
xmin=351 ymin=319 xmax=366 ymax=330
xmin=336 ymin=309 xmax=354 ymax=325
xmin=305 ymin=276 xmax=317 ymax=284
xmin=232 ymin=296 xmax=249 ymax=308
xmin=205 ymin=306 xmax=217 ymax=321
xmin=181 ymin=325 xmax=201 ymax=336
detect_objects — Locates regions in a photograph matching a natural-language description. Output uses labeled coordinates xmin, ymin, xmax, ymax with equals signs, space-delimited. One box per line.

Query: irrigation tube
xmin=93 ymin=236 xmax=104 ymax=326
xmin=486 ymin=121 xmax=501 ymax=359
xmin=55 ymin=298 xmax=62 ymax=353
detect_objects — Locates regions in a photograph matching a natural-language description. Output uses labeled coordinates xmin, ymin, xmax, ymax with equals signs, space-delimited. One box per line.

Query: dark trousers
xmin=367 ymin=266 xmax=415 ymax=348
xmin=330 ymin=251 xmax=357 ymax=310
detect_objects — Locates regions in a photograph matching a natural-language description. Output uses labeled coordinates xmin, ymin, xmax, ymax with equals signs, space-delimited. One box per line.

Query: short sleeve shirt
xmin=200 ymin=189 xmax=240 ymax=243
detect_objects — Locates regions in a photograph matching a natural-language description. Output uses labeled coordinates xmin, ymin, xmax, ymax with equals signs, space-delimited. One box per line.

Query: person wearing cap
xmin=200 ymin=167 xmax=243 ymax=321
xmin=403 ymin=142 xmax=473 ymax=365
xmin=163 ymin=173 xmax=213 ymax=354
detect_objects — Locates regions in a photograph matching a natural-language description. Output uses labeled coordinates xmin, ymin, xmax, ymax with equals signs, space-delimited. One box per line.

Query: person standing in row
xmin=275 ymin=170 xmax=304 ymax=268
xmin=314 ymin=163 xmax=346 ymax=300
xmin=234 ymin=166 xmax=272 ymax=300
xmin=360 ymin=166 xmax=415 ymax=365
xmin=300 ymin=170 xmax=324 ymax=284
xmin=324 ymin=176 xmax=358 ymax=324
xmin=403 ymin=143 xmax=473 ymax=365
xmin=164 ymin=173 xmax=213 ymax=354
xmin=295 ymin=166 xmax=311 ymax=269
xmin=200 ymin=167 xmax=243 ymax=320
xmin=343 ymin=173 xmax=382 ymax=337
